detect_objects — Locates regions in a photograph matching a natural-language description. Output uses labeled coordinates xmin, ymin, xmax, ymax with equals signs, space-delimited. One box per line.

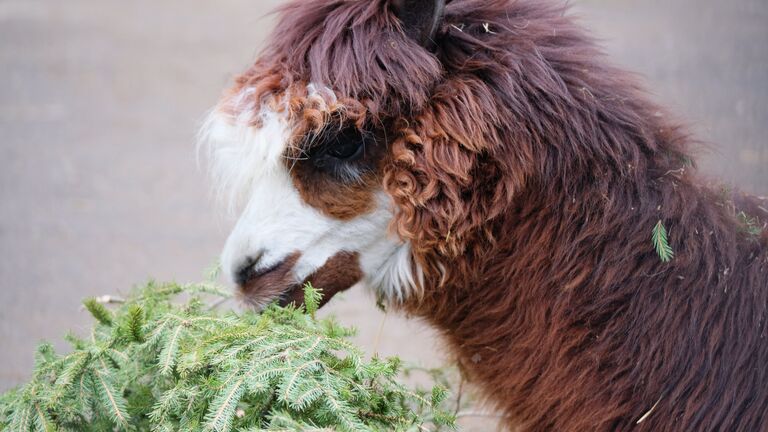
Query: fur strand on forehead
xmin=235 ymin=0 xmax=443 ymax=116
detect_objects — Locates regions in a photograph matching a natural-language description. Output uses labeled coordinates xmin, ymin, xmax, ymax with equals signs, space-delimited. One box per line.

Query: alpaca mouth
xmin=276 ymin=284 xmax=307 ymax=308
xmin=237 ymin=251 xmax=364 ymax=311
xmin=237 ymin=253 xmax=304 ymax=309
xmin=239 ymin=278 xmax=307 ymax=310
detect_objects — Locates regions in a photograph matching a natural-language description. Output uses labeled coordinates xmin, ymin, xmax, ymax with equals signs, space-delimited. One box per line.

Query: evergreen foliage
xmin=737 ymin=211 xmax=765 ymax=237
xmin=0 ymin=282 xmax=456 ymax=431
xmin=652 ymin=220 xmax=675 ymax=263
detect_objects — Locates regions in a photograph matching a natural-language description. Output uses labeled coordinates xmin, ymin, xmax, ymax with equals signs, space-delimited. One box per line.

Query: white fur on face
xmin=200 ymin=92 xmax=422 ymax=303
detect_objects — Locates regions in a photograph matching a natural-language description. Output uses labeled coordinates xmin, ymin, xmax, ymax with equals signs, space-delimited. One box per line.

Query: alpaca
xmin=201 ymin=0 xmax=768 ymax=429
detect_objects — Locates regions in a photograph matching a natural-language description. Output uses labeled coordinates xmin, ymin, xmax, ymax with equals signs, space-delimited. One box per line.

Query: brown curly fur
xmin=221 ymin=0 xmax=768 ymax=429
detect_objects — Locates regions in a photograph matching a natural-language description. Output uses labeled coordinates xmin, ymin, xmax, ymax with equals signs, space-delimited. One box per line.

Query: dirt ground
xmin=1 ymin=0 xmax=766 ymax=426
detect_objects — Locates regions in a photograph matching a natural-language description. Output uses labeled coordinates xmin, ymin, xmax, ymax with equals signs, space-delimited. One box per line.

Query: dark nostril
xmin=234 ymin=253 xmax=263 ymax=286
xmin=234 ymin=262 xmax=253 ymax=286
xmin=234 ymin=252 xmax=286 ymax=287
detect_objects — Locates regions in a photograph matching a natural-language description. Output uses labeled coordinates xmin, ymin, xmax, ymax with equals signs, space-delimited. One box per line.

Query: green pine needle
xmin=83 ymin=298 xmax=113 ymax=326
xmin=652 ymin=220 xmax=675 ymax=263
xmin=737 ymin=211 xmax=764 ymax=237
xmin=158 ymin=325 xmax=183 ymax=376
xmin=204 ymin=378 xmax=245 ymax=432
xmin=303 ymin=283 xmax=323 ymax=318
xmin=93 ymin=370 xmax=131 ymax=428
xmin=125 ymin=305 xmax=145 ymax=343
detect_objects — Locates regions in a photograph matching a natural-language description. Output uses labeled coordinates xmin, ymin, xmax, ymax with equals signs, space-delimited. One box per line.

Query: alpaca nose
xmin=233 ymin=252 xmax=266 ymax=286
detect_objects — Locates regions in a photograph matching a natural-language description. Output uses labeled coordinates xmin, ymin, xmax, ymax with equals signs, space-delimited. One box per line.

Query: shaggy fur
xmin=218 ymin=0 xmax=768 ymax=429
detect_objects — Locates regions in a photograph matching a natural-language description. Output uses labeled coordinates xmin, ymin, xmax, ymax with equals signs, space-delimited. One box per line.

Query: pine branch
xmin=10 ymin=403 xmax=33 ymax=431
xmin=303 ymin=283 xmax=323 ymax=319
xmin=126 ymin=305 xmax=145 ymax=342
xmin=92 ymin=370 xmax=130 ymax=428
xmin=204 ymin=378 xmax=245 ymax=432
xmin=652 ymin=220 xmax=675 ymax=263
xmin=288 ymin=378 xmax=324 ymax=411
xmin=83 ymin=298 xmax=114 ymax=326
xmin=0 ymin=281 xmax=460 ymax=431
xmin=159 ymin=325 xmax=184 ymax=376
xmin=32 ymin=403 xmax=54 ymax=432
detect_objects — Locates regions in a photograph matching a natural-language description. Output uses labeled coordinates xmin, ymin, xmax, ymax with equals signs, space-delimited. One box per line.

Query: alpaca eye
xmin=303 ymin=124 xmax=378 ymax=181
xmin=325 ymin=127 xmax=365 ymax=160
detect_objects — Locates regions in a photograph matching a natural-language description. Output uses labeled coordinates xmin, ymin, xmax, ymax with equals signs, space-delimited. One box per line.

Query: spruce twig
xmin=0 ymin=280 xmax=459 ymax=431
xmin=83 ymin=298 xmax=114 ymax=326
xmin=303 ymin=283 xmax=323 ymax=319
xmin=652 ymin=220 xmax=675 ymax=263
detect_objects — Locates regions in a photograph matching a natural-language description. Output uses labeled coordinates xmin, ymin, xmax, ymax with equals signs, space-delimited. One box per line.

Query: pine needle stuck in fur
xmin=652 ymin=220 xmax=675 ymax=263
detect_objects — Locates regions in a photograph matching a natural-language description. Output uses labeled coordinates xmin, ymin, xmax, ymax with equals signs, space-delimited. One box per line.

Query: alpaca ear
xmin=391 ymin=0 xmax=446 ymax=48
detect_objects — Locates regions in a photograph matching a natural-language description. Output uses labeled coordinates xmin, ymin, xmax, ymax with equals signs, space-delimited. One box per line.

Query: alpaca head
xmin=203 ymin=0 xmax=528 ymax=308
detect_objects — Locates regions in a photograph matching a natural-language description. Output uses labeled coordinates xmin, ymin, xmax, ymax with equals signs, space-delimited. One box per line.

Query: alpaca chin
xmin=361 ymin=239 xmax=424 ymax=303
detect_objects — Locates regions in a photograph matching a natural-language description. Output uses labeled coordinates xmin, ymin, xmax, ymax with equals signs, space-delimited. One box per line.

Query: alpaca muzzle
xmin=235 ymin=251 xmax=363 ymax=310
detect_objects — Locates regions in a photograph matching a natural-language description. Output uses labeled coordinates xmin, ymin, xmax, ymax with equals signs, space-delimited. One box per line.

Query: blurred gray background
xmin=1 ymin=0 xmax=766 ymax=422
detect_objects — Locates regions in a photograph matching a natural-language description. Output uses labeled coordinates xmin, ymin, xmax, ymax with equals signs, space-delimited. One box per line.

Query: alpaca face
xmin=201 ymin=0 xmax=457 ymax=309
xmin=202 ymin=85 xmax=422 ymax=309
